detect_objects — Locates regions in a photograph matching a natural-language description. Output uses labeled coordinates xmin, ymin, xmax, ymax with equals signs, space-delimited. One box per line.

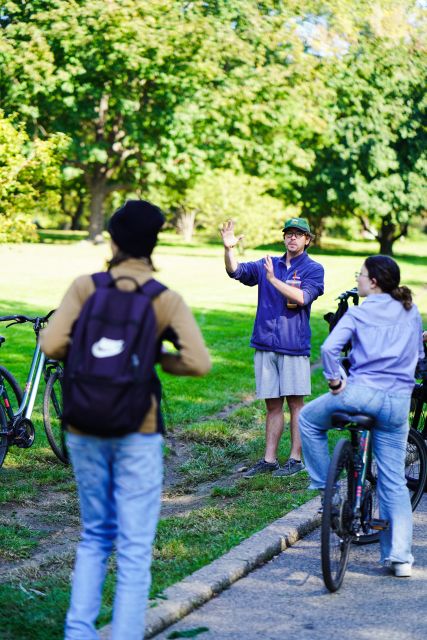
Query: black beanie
xmin=108 ymin=200 xmax=165 ymax=257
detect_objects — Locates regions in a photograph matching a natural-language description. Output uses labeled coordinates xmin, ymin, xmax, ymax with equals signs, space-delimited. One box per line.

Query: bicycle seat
xmin=0 ymin=336 xmax=5 ymax=345
xmin=331 ymin=411 xmax=375 ymax=430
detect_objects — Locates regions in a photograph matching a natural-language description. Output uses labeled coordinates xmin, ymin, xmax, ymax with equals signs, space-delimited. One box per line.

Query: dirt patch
xmin=0 ymin=398 xmax=254 ymax=583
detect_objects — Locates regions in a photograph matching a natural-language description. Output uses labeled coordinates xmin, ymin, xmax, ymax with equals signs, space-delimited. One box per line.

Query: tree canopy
xmin=0 ymin=0 xmax=426 ymax=252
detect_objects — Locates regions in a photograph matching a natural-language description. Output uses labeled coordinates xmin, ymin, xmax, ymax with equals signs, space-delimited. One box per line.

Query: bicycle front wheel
xmin=405 ymin=427 xmax=427 ymax=508
xmin=410 ymin=383 xmax=427 ymax=439
xmin=43 ymin=370 xmax=68 ymax=464
xmin=321 ymin=438 xmax=355 ymax=593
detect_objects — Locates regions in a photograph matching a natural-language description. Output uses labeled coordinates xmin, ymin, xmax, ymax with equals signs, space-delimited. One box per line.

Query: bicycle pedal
xmin=367 ymin=518 xmax=389 ymax=531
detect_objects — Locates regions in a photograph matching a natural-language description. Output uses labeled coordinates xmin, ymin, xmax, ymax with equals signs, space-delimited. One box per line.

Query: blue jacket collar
xmin=278 ymin=252 xmax=309 ymax=267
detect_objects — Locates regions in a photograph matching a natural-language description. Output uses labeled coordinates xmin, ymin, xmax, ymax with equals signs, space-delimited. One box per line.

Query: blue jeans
xmin=65 ymin=432 xmax=163 ymax=640
xmin=299 ymin=383 xmax=413 ymax=565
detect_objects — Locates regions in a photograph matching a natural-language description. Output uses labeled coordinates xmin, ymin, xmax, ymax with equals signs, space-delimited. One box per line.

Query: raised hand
xmin=220 ymin=220 xmax=243 ymax=249
xmin=264 ymin=254 xmax=275 ymax=281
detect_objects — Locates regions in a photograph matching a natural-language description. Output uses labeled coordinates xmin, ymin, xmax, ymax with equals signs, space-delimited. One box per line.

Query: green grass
xmin=0 ymin=474 xmax=314 ymax=640
xmin=0 ymin=524 xmax=44 ymax=560
xmin=0 ymin=235 xmax=425 ymax=638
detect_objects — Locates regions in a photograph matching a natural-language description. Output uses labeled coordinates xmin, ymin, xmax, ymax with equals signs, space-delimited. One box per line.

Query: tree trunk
xmin=71 ymin=196 xmax=85 ymax=231
xmin=87 ymin=176 xmax=108 ymax=241
xmin=177 ymin=209 xmax=196 ymax=242
xmin=377 ymin=216 xmax=397 ymax=255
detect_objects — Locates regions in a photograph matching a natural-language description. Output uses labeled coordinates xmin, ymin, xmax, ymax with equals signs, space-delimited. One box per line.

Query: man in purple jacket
xmin=221 ymin=218 xmax=324 ymax=477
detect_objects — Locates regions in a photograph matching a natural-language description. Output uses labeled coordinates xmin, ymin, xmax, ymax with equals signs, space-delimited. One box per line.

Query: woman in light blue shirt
xmin=300 ymin=255 xmax=424 ymax=578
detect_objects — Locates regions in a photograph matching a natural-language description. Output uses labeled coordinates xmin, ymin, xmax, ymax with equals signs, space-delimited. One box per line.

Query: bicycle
xmin=321 ymin=410 xmax=427 ymax=592
xmin=0 ymin=312 xmax=67 ymax=467
xmin=410 ymin=342 xmax=427 ymax=441
xmin=323 ymin=288 xmax=427 ymax=520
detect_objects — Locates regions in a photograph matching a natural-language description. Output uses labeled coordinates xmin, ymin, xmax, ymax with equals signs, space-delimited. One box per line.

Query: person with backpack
xmin=39 ymin=200 xmax=211 ymax=640
xmin=299 ymin=255 xmax=424 ymax=578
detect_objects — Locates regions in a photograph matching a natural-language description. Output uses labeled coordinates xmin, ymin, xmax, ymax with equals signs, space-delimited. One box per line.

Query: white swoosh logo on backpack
xmin=91 ymin=338 xmax=125 ymax=358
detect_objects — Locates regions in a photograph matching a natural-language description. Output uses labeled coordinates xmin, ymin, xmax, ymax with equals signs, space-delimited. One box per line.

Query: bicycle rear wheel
xmin=0 ymin=365 xmax=23 ymax=413
xmin=321 ymin=438 xmax=355 ymax=592
xmin=0 ymin=404 xmax=8 ymax=467
xmin=43 ymin=370 xmax=68 ymax=464
xmin=355 ymin=428 xmax=427 ymax=545
xmin=0 ymin=366 xmax=23 ymax=467
xmin=405 ymin=427 xmax=427 ymax=508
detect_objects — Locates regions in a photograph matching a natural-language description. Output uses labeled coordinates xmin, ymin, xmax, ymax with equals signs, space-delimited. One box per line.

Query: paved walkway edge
xmin=99 ymin=496 xmax=321 ymax=639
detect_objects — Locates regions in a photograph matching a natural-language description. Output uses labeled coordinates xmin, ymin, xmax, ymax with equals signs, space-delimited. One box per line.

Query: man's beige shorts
xmin=254 ymin=350 xmax=311 ymax=399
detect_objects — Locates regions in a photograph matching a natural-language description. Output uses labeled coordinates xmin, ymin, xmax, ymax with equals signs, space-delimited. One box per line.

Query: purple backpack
xmin=62 ymin=272 xmax=166 ymax=437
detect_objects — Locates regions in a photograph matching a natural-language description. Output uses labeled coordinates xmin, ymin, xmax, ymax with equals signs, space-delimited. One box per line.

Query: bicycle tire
xmin=0 ymin=365 xmax=23 ymax=411
xmin=0 ymin=403 xmax=8 ymax=467
xmin=43 ymin=370 xmax=68 ymax=464
xmin=355 ymin=427 xmax=427 ymax=545
xmin=0 ymin=366 xmax=23 ymax=466
xmin=410 ymin=383 xmax=427 ymax=439
xmin=321 ymin=438 xmax=355 ymax=592
xmin=405 ymin=427 xmax=427 ymax=508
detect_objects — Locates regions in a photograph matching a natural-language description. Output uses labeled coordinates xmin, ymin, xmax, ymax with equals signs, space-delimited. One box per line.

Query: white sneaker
xmin=391 ymin=562 xmax=412 ymax=578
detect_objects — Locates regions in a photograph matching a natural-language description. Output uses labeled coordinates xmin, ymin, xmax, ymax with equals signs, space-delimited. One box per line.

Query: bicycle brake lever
xmin=5 ymin=320 xmax=22 ymax=328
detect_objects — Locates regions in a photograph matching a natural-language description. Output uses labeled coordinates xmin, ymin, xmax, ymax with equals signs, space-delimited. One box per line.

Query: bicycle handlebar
xmin=337 ymin=288 xmax=359 ymax=301
xmin=0 ymin=310 xmax=55 ymax=327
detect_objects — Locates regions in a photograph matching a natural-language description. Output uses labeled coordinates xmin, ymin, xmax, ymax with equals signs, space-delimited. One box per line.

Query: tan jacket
xmin=39 ymin=259 xmax=211 ymax=433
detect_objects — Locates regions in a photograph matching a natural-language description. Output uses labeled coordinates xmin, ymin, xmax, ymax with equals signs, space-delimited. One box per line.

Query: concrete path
xmin=151 ymin=496 xmax=427 ymax=640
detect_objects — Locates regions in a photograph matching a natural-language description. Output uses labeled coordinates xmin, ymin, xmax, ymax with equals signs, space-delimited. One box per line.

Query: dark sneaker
xmin=272 ymin=458 xmax=305 ymax=477
xmin=243 ymin=459 xmax=280 ymax=478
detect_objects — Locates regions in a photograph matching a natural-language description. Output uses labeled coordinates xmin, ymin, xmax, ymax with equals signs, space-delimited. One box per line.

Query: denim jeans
xmin=65 ymin=432 xmax=163 ymax=640
xmin=299 ymin=383 xmax=413 ymax=565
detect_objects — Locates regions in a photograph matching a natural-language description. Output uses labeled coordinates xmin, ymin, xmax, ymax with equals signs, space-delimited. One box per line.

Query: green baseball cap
xmin=282 ymin=217 xmax=311 ymax=234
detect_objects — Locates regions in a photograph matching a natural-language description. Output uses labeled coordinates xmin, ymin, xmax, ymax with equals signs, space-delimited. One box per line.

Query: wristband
xmin=328 ymin=380 xmax=342 ymax=391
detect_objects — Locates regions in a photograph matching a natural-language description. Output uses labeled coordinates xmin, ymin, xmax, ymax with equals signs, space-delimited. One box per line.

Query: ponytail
xmin=391 ymin=286 xmax=413 ymax=311
xmin=365 ymin=255 xmax=413 ymax=311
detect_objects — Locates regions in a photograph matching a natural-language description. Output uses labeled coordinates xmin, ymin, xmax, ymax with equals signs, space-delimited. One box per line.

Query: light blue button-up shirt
xmin=321 ymin=293 xmax=424 ymax=393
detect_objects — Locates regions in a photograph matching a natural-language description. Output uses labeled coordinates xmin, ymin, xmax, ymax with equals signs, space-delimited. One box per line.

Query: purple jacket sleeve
xmin=302 ymin=263 xmax=325 ymax=306
xmin=227 ymin=260 xmax=261 ymax=287
xmin=321 ymin=313 xmax=355 ymax=380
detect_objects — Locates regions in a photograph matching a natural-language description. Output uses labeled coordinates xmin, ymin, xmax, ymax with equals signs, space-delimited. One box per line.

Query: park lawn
xmin=0 ymin=237 xmax=425 ymax=639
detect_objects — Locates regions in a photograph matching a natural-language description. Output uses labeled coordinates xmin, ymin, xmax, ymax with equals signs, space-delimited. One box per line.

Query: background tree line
xmin=0 ymin=0 xmax=426 ymax=254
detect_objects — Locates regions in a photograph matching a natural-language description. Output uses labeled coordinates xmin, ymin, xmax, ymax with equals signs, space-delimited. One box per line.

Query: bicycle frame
xmin=15 ymin=343 xmax=46 ymax=422
xmin=349 ymin=428 xmax=372 ymax=525
xmin=0 ymin=310 xmax=57 ymax=433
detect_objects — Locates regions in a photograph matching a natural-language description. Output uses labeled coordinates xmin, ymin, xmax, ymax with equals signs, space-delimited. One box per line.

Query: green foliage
xmin=181 ymin=170 xmax=285 ymax=247
xmin=0 ymin=112 xmax=68 ymax=241
xmin=300 ymin=39 xmax=427 ymax=253
xmin=1 ymin=1 xmax=426 ymax=249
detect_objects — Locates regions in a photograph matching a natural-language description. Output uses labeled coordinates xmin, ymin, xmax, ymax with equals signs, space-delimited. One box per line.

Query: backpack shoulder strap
xmin=140 ymin=278 xmax=167 ymax=301
xmin=91 ymin=271 xmax=114 ymax=288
